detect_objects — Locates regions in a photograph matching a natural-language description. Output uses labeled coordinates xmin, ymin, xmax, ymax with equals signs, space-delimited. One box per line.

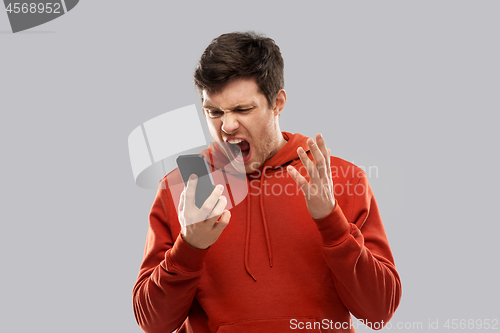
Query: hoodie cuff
xmin=167 ymin=234 xmax=208 ymax=273
xmin=313 ymin=200 xmax=352 ymax=247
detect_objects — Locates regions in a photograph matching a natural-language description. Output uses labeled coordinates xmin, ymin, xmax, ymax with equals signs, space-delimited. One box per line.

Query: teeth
xmin=227 ymin=139 xmax=244 ymax=144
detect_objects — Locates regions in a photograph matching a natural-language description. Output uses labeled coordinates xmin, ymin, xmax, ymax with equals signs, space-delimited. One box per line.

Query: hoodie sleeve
xmin=313 ymin=171 xmax=402 ymax=326
xmin=132 ymin=180 xmax=208 ymax=333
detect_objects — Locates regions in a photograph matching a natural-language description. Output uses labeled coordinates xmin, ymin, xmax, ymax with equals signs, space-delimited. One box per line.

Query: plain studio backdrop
xmin=1 ymin=1 xmax=498 ymax=332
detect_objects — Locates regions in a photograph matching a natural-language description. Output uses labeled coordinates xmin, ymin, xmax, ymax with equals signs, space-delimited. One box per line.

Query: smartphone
xmin=176 ymin=154 xmax=216 ymax=209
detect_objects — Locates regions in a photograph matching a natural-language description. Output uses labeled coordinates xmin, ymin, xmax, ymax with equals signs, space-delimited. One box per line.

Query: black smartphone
xmin=176 ymin=154 xmax=216 ymax=209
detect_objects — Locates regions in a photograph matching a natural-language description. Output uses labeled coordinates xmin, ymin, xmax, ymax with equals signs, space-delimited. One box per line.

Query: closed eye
xmin=235 ymin=108 xmax=253 ymax=112
xmin=206 ymin=110 xmax=224 ymax=118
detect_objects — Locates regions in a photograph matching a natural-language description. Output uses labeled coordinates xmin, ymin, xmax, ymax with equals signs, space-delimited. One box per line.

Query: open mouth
xmin=225 ymin=138 xmax=251 ymax=162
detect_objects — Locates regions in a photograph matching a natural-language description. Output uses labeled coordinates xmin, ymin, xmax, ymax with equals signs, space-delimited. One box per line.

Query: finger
xmin=200 ymin=184 xmax=224 ymax=216
xmin=308 ymin=137 xmax=329 ymax=180
xmin=298 ymin=146 xmax=319 ymax=182
xmin=213 ymin=210 xmax=231 ymax=231
xmin=207 ymin=195 xmax=227 ymax=220
xmin=318 ymin=134 xmax=332 ymax=185
xmin=326 ymin=148 xmax=332 ymax=178
xmin=185 ymin=174 xmax=198 ymax=208
xmin=178 ymin=190 xmax=186 ymax=230
xmin=178 ymin=190 xmax=186 ymax=213
xmin=316 ymin=133 xmax=331 ymax=176
xmin=287 ymin=165 xmax=310 ymax=191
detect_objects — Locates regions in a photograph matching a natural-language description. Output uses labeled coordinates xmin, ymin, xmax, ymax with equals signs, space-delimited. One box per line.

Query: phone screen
xmin=176 ymin=154 xmax=216 ymax=209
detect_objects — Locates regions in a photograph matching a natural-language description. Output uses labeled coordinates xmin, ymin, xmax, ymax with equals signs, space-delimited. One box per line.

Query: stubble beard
xmin=245 ymin=116 xmax=282 ymax=174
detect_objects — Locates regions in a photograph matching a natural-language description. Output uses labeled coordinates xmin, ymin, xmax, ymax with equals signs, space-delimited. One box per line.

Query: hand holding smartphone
xmin=176 ymin=154 xmax=231 ymax=249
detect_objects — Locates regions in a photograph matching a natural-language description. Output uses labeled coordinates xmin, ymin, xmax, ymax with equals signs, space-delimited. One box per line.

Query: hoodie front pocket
xmin=216 ymin=317 xmax=321 ymax=332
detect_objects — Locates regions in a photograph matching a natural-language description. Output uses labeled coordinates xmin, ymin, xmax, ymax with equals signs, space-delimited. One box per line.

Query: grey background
xmin=1 ymin=1 xmax=498 ymax=332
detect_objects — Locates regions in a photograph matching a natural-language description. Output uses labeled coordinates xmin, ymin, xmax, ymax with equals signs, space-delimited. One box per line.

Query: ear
xmin=272 ymin=89 xmax=287 ymax=117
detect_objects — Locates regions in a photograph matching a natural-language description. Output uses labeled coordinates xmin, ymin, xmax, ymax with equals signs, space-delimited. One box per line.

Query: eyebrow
xmin=203 ymin=103 xmax=256 ymax=110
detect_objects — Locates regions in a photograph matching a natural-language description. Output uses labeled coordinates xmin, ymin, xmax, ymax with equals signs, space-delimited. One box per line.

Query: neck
xmin=266 ymin=130 xmax=287 ymax=160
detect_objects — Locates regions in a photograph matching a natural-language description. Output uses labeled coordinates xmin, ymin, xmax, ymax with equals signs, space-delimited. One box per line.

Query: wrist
xmin=311 ymin=200 xmax=336 ymax=220
xmin=313 ymin=200 xmax=351 ymax=246
xmin=181 ymin=233 xmax=211 ymax=250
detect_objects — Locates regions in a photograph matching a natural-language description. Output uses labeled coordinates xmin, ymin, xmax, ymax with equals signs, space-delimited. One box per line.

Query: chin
xmin=245 ymin=159 xmax=264 ymax=174
xmin=232 ymin=160 xmax=255 ymax=175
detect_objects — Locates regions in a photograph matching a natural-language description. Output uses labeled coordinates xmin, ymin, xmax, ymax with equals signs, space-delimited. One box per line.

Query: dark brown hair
xmin=194 ymin=31 xmax=284 ymax=107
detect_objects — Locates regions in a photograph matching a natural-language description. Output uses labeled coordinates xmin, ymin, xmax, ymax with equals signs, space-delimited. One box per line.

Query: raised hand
xmin=287 ymin=133 xmax=335 ymax=220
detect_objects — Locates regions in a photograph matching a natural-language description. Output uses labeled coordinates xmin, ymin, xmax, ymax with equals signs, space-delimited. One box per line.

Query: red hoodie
xmin=133 ymin=132 xmax=402 ymax=333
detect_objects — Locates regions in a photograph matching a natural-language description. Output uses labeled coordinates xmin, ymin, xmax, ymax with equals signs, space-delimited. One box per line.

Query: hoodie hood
xmin=261 ymin=132 xmax=311 ymax=169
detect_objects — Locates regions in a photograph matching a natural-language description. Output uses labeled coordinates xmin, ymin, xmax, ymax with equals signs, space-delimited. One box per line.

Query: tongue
xmin=237 ymin=141 xmax=250 ymax=151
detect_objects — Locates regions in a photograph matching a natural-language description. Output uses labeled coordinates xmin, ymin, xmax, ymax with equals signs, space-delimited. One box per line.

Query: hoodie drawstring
xmin=244 ymin=166 xmax=273 ymax=281
xmin=260 ymin=167 xmax=273 ymax=268
xmin=244 ymin=191 xmax=256 ymax=281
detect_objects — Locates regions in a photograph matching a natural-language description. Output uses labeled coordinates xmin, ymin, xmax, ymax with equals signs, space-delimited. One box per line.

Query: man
xmin=133 ymin=32 xmax=401 ymax=332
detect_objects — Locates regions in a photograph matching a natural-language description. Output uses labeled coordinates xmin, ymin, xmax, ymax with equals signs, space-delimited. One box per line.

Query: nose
xmin=221 ymin=112 xmax=239 ymax=134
